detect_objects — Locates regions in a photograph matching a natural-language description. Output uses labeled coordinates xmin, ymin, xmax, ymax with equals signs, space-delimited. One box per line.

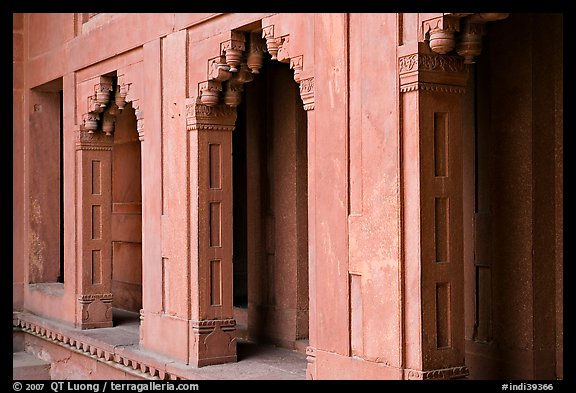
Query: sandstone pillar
xmin=399 ymin=42 xmax=469 ymax=379
xmin=75 ymin=129 xmax=114 ymax=329
xmin=186 ymin=101 xmax=237 ymax=367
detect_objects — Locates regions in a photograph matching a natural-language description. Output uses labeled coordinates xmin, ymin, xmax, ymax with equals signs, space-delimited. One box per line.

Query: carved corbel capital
xmin=456 ymin=20 xmax=486 ymax=64
xmin=290 ymin=55 xmax=303 ymax=82
xmin=223 ymin=82 xmax=243 ymax=108
xmin=198 ymin=80 xmax=222 ymax=107
xmin=299 ymin=77 xmax=315 ymax=111
xmin=102 ymin=109 xmax=116 ymax=136
xmin=262 ymin=25 xmax=281 ymax=60
xmin=247 ymin=32 xmax=266 ymax=74
xmin=94 ymin=76 xmax=113 ymax=108
xmin=132 ymin=102 xmax=144 ymax=141
xmin=115 ymin=83 xmax=129 ymax=111
xmin=454 ymin=13 xmax=509 ymax=64
xmin=208 ymin=56 xmax=232 ymax=82
xmin=422 ymin=15 xmax=462 ymax=55
xmin=277 ymin=35 xmax=290 ymax=63
xmin=83 ymin=112 xmax=100 ymax=133
xmin=220 ymin=31 xmax=246 ymax=73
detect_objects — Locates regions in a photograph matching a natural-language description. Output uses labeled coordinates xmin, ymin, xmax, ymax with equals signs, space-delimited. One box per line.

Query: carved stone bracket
xmin=80 ymin=75 xmax=144 ymax=140
xmin=220 ymin=31 xmax=246 ymax=73
xmin=421 ymin=13 xmax=510 ymax=64
xmin=422 ymin=15 xmax=462 ymax=55
xmin=246 ymin=32 xmax=266 ymax=74
xmin=82 ymin=76 xmax=113 ymax=133
xmin=199 ymin=26 xmax=313 ymax=111
xmin=299 ymin=77 xmax=315 ymax=111
xmin=290 ymin=55 xmax=303 ymax=82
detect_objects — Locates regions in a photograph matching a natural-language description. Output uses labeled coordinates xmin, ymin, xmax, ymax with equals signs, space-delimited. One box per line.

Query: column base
xmin=76 ymin=294 xmax=113 ymax=329
xmin=305 ymin=346 xmax=317 ymax=380
xmin=189 ymin=319 xmax=237 ymax=367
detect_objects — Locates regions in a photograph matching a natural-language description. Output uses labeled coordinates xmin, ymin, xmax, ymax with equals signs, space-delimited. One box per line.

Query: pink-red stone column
xmin=399 ymin=43 xmax=469 ymax=379
xmin=186 ymin=101 xmax=237 ymax=367
xmin=75 ymin=130 xmax=113 ymax=329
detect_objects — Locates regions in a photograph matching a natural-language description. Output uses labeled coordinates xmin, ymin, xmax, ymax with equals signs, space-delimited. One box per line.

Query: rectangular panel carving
xmin=209 ymin=143 xmax=222 ymax=189
xmin=92 ymin=160 xmax=101 ymax=194
xmin=435 ymin=197 xmax=449 ymax=263
xmin=92 ymin=205 xmax=102 ymax=240
xmin=475 ymin=265 xmax=492 ymax=342
xmin=210 ymin=260 xmax=222 ymax=306
xmin=434 ymin=112 xmax=448 ymax=177
xmin=209 ymin=202 xmax=222 ymax=247
xmin=162 ymin=257 xmax=167 ymax=312
xmin=436 ymin=282 xmax=451 ymax=348
xmin=350 ymin=273 xmax=364 ymax=356
xmin=92 ymin=250 xmax=102 ymax=284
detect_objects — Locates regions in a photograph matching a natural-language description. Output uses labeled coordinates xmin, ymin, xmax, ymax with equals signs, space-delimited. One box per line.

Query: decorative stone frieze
xmin=404 ymin=366 xmax=470 ymax=380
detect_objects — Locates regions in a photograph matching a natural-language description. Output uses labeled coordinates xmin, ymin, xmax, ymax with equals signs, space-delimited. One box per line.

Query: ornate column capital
xmin=398 ymin=53 xmax=468 ymax=94
xmin=186 ymin=99 xmax=237 ymax=132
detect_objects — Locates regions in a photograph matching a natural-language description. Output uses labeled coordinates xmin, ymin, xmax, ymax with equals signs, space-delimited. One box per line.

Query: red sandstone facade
xmin=13 ymin=13 xmax=563 ymax=380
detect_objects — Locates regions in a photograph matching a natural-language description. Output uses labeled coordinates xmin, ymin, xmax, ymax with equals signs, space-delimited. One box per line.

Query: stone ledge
xmin=14 ymin=311 xmax=182 ymax=380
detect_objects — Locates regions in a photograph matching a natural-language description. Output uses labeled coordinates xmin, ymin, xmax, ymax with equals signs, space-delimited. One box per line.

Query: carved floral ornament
xmin=422 ymin=13 xmax=510 ymax=64
xmin=197 ymin=26 xmax=314 ymax=112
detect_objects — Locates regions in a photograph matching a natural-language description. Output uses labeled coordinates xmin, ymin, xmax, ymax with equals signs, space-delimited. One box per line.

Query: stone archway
xmin=184 ymin=21 xmax=315 ymax=367
xmin=75 ymin=74 xmax=145 ymax=330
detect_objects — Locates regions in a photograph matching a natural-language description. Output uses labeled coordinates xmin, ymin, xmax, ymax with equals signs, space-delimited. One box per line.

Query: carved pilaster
xmin=75 ymin=126 xmax=113 ymax=329
xmin=398 ymin=45 xmax=468 ymax=378
xmin=186 ymin=97 xmax=237 ymax=367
